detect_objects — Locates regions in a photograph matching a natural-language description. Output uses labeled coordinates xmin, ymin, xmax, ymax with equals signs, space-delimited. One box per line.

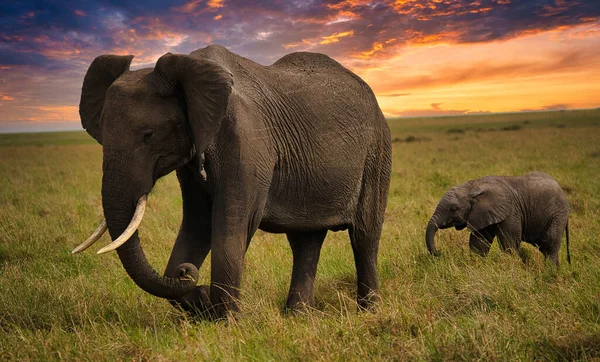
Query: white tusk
xmin=72 ymin=220 xmax=107 ymax=254
xmin=97 ymin=195 xmax=148 ymax=255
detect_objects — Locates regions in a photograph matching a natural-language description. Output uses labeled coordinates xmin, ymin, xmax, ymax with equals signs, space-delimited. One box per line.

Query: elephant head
xmin=74 ymin=53 xmax=233 ymax=299
xmin=426 ymin=177 xmax=512 ymax=256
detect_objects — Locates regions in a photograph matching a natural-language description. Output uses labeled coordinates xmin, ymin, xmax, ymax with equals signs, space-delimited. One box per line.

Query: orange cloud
xmin=283 ymin=39 xmax=312 ymax=49
xmin=328 ymin=0 xmax=374 ymax=7
xmin=356 ymin=42 xmax=384 ymax=58
xmin=1 ymin=94 xmax=15 ymax=101
xmin=393 ymin=0 xmax=495 ymax=19
xmin=119 ymin=18 xmax=190 ymax=50
xmin=320 ymin=30 xmax=354 ymax=45
xmin=299 ymin=1 xmax=373 ymax=25
xmin=326 ymin=0 xmax=369 ymax=20
xmin=207 ymin=0 xmax=224 ymax=9
xmin=539 ymin=0 xmax=574 ymax=17
xmin=35 ymin=106 xmax=79 ymax=121
xmin=393 ymin=0 xmax=422 ymax=15
xmin=566 ymin=23 xmax=600 ymax=39
xmin=469 ymin=7 xmax=492 ymax=14
xmin=213 ymin=14 xmax=222 ymax=20
xmin=7 ymin=105 xmax=80 ymax=122
xmin=408 ymin=30 xmax=460 ymax=45
xmin=75 ymin=10 xmax=86 ymax=16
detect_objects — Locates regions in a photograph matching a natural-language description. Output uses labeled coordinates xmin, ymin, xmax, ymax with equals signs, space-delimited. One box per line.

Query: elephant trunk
xmin=101 ymin=169 xmax=198 ymax=300
xmin=426 ymin=217 xmax=442 ymax=257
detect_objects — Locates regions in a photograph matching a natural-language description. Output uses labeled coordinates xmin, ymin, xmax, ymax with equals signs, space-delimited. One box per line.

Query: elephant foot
xmin=357 ymin=291 xmax=381 ymax=312
xmin=283 ymin=301 xmax=315 ymax=316
xmin=170 ymin=285 xmax=239 ymax=321
xmin=469 ymin=246 xmax=488 ymax=257
xmin=169 ymin=285 xmax=213 ymax=319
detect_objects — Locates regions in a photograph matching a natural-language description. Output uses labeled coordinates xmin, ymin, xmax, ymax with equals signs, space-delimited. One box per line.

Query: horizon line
xmin=0 ymin=107 xmax=599 ymax=135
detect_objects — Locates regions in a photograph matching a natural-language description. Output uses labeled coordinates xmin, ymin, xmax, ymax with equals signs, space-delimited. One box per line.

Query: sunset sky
xmin=1 ymin=0 xmax=599 ymax=132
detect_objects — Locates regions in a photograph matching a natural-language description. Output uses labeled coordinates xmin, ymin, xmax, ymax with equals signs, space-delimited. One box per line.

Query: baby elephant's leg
xmin=538 ymin=217 xmax=567 ymax=267
xmin=469 ymin=225 xmax=496 ymax=256
xmin=540 ymin=245 xmax=560 ymax=266
xmin=496 ymin=220 xmax=522 ymax=255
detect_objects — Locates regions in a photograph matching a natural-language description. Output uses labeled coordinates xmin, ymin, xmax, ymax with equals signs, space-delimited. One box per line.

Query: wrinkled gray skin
xmin=426 ymin=172 xmax=570 ymax=266
xmin=79 ymin=45 xmax=392 ymax=317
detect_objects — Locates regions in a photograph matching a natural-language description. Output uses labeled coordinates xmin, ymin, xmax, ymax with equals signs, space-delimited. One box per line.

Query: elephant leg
xmin=208 ymin=183 xmax=267 ymax=318
xmin=208 ymin=210 xmax=264 ymax=318
xmin=538 ymin=217 xmax=566 ymax=267
xmin=495 ymin=220 xmax=522 ymax=255
xmin=349 ymin=196 xmax=386 ymax=310
xmin=540 ymin=245 xmax=560 ymax=267
xmin=285 ymin=230 xmax=327 ymax=312
xmin=164 ymin=204 xmax=211 ymax=279
xmin=469 ymin=225 xmax=496 ymax=256
xmin=349 ymin=224 xmax=381 ymax=310
xmin=164 ymin=225 xmax=211 ymax=315
xmin=348 ymin=154 xmax=389 ymax=310
xmin=164 ymin=166 xmax=212 ymax=315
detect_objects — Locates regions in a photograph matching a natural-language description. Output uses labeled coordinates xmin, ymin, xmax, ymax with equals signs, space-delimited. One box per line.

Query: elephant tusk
xmin=72 ymin=220 xmax=108 ymax=254
xmin=97 ymin=195 xmax=148 ymax=255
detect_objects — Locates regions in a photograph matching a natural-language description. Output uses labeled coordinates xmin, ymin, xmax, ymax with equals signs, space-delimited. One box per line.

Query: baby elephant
xmin=426 ymin=172 xmax=570 ymax=265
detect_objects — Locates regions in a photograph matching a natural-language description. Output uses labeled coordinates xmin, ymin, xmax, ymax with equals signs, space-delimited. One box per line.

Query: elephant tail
xmin=566 ymin=220 xmax=571 ymax=264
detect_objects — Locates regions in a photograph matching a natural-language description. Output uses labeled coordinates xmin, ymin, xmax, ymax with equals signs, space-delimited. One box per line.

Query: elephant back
xmin=270 ymin=52 xmax=344 ymax=72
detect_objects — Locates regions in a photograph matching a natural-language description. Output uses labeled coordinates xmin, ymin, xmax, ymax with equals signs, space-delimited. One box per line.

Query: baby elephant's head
xmin=430 ymin=187 xmax=472 ymax=231
xmin=425 ymin=178 xmax=512 ymax=256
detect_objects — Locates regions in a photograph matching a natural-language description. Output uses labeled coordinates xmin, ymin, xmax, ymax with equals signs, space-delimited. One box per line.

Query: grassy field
xmin=1 ymin=109 xmax=599 ymax=360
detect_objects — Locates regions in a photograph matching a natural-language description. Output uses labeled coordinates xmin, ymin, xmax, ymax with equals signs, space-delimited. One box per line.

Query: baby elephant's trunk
xmin=426 ymin=220 xmax=441 ymax=257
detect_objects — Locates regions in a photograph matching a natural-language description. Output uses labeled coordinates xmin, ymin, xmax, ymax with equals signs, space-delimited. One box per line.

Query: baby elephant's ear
xmin=467 ymin=180 xmax=511 ymax=231
xmin=152 ymin=53 xmax=233 ymax=154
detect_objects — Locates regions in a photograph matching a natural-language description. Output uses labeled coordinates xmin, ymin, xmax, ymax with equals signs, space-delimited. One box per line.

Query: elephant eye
xmin=450 ymin=205 xmax=458 ymax=212
xmin=142 ymin=129 xmax=154 ymax=144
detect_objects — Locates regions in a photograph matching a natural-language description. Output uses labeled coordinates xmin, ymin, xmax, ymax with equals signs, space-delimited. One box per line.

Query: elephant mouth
xmin=154 ymin=147 xmax=195 ymax=181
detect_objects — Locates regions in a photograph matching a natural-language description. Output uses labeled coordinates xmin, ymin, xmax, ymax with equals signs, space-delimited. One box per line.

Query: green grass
xmin=0 ymin=131 xmax=96 ymax=147
xmin=388 ymin=108 xmax=600 ymax=134
xmin=1 ymin=110 xmax=600 ymax=360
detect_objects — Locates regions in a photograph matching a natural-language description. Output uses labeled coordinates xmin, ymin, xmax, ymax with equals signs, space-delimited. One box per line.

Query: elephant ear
xmin=467 ymin=179 xmax=512 ymax=231
xmin=152 ymin=53 xmax=233 ymax=155
xmin=79 ymin=54 xmax=134 ymax=144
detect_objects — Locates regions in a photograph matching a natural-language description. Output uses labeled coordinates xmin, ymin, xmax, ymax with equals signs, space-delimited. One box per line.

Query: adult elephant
xmin=73 ymin=44 xmax=392 ymax=317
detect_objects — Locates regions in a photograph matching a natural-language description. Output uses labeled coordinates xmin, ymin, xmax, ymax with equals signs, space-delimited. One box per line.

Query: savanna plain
xmin=1 ymin=109 xmax=600 ymax=360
